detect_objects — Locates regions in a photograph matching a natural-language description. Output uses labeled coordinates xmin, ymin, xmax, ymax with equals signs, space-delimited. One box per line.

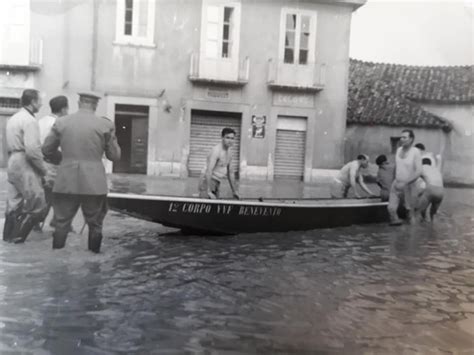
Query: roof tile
xmin=346 ymin=59 xmax=472 ymax=130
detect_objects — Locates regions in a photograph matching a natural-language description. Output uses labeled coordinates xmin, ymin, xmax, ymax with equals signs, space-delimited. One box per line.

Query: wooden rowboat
xmin=107 ymin=192 xmax=389 ymax=234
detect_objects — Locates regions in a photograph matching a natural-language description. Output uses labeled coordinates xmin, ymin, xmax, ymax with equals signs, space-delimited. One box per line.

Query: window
xmin=115 ymin=0 xmax=155 ymax=46
xmin=0 ymin=0 xmax=30 ymax=65
xmin=0 ymin=97 xmax=21 ymax=109
xmin=280 ymin=9 xmax=316 ymax=65
xmin=203 ymin=3 xmax=239 ymax=59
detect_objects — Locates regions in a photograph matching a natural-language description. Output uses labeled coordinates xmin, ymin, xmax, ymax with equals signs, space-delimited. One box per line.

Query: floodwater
xmin=0 ymin=177 xmax=473 ymax=354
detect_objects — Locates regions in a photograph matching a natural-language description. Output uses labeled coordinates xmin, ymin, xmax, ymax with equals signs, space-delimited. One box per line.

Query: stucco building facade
xmin=0 ymin=0 xmax=365 ymax=182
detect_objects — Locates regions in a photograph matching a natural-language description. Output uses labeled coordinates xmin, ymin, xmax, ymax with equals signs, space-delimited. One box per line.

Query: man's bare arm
xmin=205 ymin=148 xmax=219 ymax=198
xmin=408 ymin=150 xmax=423 ymax=185
xmin=227 ymin=162 xmax=239 ymax=199
xmin=358 ymin=175 xmax=376 ymax=196
xmin=349 ymin=164 xmax=361 ymax=198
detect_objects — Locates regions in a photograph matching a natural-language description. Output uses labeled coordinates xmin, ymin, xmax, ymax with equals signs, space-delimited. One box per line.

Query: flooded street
xmin=0 ymin=175 xmax=473 ymax=354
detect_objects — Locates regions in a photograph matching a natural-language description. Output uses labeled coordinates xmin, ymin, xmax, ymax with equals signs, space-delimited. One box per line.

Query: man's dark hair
xmin=422 ymin=158 xmax=432 ymax=165
xmin=414 ymin=143 xmax=425 ymax=151
xmin=21 ymin=89 xmax=39 ymax=107
xmin=375 ymin=154 xmax=387 ymax=166
xmin=49 ymin=95 xmax=68 ymax=114
xmin=402 ymin=129 xmax=415 ymax=140
xmin=356 ymin=154 xmax=368 ymax=160
xmin=221 ymin=127 xmax=236 ymax=137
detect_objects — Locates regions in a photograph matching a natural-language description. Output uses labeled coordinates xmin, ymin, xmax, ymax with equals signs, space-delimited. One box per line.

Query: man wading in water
xmin=198 ymin=127 xmax=240 ymax=200
xmin=388 ymin=129 xmax=422 ymax=225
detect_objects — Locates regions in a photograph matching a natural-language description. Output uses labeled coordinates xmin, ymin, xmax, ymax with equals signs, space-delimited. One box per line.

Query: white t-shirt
xmin=38 ymin=114 xmax=57 ymax=144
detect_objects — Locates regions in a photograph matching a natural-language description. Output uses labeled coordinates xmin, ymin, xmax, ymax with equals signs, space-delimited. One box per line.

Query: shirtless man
xmin=388 ymin=129 xmax=422 ymax=225
xmin=330 ymin=155 xmax=376 ymax=198
xmin=416 ymin=158 xmax=444 ymax=222
xmin=198 ymin=127 xmax=239 ymax=199
xmin=415 ymin=142 xmax=443 ymax=170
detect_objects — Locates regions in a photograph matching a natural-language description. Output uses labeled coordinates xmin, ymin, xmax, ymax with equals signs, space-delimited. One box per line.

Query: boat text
xmin=168 ymin=202 xmax=282 ymax=217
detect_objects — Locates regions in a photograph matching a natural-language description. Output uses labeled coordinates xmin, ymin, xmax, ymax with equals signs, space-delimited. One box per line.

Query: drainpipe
xmin=90 ymin=0 xmax=99 ymax=91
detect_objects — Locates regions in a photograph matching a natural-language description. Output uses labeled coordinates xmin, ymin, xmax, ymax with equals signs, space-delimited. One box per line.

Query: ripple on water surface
xmin=0 ymin=189 xmax=473 ymax=354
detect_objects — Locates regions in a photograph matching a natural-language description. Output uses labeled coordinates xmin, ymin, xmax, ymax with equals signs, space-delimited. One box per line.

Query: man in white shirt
xmin=3 ymin=89 xmax=46 ymax=243
xmin=388 ymin=129 xmax=422 ymax=225
xmin=36 ymin=95 xmax=69 ymax=229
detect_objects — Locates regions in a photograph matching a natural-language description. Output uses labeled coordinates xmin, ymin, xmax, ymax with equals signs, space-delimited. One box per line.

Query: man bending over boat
xmin=198 ymin=127 xmax=240 ymax=200
xmin=415 ymin=158 xmax=444 ymax=222
xmin=330 ymin=155 xmax=376 ymax=199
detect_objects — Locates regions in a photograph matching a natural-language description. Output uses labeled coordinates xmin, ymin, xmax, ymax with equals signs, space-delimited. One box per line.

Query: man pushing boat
xmin=198 ymin=127 xmax=240 ymax=200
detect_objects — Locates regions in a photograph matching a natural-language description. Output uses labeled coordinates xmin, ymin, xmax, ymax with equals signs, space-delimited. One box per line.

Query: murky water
xmin=0 ymin=186 xmax=473 ymax=354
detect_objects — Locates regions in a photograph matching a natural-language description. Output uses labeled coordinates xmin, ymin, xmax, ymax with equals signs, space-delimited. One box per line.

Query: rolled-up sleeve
xmin=24 ymin=118 xmax=47 ymax=176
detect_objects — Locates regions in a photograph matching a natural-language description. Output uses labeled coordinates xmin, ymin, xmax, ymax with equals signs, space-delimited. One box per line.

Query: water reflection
xmin=0 ymin=189 xmax=473 ymax=354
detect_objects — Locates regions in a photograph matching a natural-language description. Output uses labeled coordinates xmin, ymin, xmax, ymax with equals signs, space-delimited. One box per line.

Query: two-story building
xmin=0 ymin=0 xmax=366 ymax=182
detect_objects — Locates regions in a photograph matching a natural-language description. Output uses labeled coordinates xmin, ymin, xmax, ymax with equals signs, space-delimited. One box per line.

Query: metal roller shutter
xmin=188 ymin=111 xmax=241 ymax=177
xmin=274 ymin=129 xmax=306 ymax=180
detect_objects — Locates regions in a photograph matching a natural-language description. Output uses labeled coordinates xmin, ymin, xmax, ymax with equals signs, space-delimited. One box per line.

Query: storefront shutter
xmin=274 ymin=129 xmax=306 ymax=180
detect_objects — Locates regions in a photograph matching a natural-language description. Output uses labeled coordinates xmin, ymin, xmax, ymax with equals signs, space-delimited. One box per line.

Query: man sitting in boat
xmin=198 ymin=127 xmax=240 ymax=200
xmin=330 ymin=155 xmax=376 ymax=199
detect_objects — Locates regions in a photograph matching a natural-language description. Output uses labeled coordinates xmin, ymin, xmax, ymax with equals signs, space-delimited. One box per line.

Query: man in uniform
xmin=42 ymin=92 xmax=121 ymax=253
xmin=3 ymin=89 xmax=47 ymax=243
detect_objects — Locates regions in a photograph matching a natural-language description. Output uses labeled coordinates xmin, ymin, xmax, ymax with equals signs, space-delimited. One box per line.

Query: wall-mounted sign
xmin=273 ymin=92 xmax=315 ymax=108
xmin=252 ymin=115 xmax=266 ymax=139
xmin=207 ymin=88 xmax=230 ymax=100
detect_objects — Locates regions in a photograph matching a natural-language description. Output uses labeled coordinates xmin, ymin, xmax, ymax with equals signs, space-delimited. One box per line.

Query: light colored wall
xmin=421 ymin=103 xmax=474 ymax=185
xmin=31 ymin=0 xmax=100 ymax=116
xmin=93 ymin=0 xmax=357 ymax=179
xmin=2 ymin=0 xmax=360 ymax=181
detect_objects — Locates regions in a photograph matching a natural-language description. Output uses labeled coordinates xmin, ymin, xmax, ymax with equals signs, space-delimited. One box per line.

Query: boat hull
xmin=107 ymin=193 xmax=389 ymax=234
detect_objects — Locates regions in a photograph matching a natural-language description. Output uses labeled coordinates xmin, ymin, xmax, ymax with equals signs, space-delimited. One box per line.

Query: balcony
xmin=189 ymin=52 xmax=249 ymax=86
xmin=267 ymin=59 xmax=326 ymax=92
xmin=0 ymin=38 xmax=43 ymax=72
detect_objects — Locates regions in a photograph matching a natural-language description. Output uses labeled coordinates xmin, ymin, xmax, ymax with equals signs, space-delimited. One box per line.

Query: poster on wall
xmin=252 ymin=115 xmax=266 ymax=139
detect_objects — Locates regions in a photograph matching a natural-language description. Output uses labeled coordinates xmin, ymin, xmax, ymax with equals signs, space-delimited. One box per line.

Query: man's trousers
xmin=52 ymin=193 xmax=108 ymax=252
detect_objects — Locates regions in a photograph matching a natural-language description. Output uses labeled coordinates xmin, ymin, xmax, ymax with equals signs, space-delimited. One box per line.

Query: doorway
xmin=113 ymin=104 xmax=149 ymax=174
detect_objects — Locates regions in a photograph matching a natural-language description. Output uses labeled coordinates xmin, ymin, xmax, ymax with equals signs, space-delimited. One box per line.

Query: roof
xmin=347 ymin=59 xmax=474 ymax=131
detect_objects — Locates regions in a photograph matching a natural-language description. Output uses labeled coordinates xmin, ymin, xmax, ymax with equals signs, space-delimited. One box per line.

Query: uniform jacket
xmin=42 ymin=109 xmax=121 ymax=195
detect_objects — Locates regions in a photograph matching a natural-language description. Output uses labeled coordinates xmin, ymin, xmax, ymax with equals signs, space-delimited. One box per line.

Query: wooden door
xmin=130 ymin=117 xmax=148 ymax=174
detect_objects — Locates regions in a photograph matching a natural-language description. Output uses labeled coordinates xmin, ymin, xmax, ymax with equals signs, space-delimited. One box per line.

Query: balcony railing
xmin=267 ymin=59 xmax=326 ymax=92
xmin=189 ymin=52 xmax=249 ymax=86
xmin=0 ymin=38 xmax=43 ymax=71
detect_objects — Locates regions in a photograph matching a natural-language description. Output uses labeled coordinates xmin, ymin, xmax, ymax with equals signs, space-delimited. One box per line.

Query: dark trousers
xmin=52 ymin=193 xmax=108 ymax=251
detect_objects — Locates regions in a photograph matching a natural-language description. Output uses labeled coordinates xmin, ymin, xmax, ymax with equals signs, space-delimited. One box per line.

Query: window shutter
xmin=0 ymin=0 xmax=30 ymax=65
